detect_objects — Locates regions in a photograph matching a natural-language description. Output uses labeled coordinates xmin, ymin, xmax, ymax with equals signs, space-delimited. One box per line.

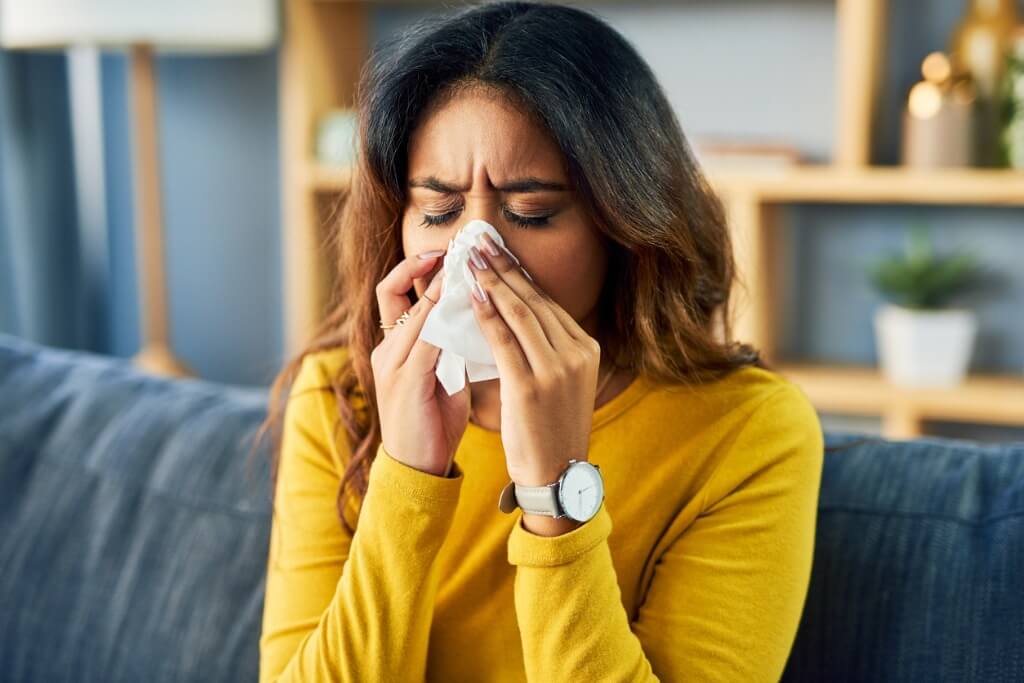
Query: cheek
xmin=400 ymin=212 xmax=416 ymax=256
xmin=522 ymin=246 xmax=605 ymax=321
xmin=400 ymin=212 xmax=434 ymax=259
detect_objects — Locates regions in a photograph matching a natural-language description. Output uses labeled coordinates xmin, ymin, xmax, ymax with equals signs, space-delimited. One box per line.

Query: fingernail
xmin=479 ymin=234 xmax=501 ymax=257
xmin=417 ymin=249 xmax=445 ymax=260
xmin=469 ymin=246 xmax=488 ymax=270
xmin=471 ymin=278 xmax=488 ymax=303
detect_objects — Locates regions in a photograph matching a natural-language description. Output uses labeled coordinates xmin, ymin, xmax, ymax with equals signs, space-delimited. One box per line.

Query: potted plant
xmin=867 ymin=223 xmax=985 ymax=387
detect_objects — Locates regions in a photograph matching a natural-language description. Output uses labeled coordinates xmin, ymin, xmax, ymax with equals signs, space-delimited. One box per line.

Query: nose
xmin=417 ymin=200 xmax=508 ymax=275
xmin=459 ymin=196 xmax=505 ymax=237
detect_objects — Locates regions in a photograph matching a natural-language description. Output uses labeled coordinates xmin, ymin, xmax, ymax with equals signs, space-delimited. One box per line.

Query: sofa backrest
xmin=1 ymin=334 xmax=1022 ymax=682
xmin=0 ymin=334 xmax=272 ymax=682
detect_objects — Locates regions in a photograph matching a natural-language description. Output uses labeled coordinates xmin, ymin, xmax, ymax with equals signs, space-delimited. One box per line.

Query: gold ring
xmin=379 ymin=308 xmax=414 ymax=330
xmin=422 ymin=293 xmax=438 ymax=305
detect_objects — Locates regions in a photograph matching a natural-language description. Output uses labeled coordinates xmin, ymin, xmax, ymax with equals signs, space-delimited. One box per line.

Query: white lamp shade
xmin=0 ymin=0 xmax=278 ymax=51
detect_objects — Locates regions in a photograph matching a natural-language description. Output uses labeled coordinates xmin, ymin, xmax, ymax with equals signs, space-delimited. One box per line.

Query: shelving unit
xmin=279 ymin=0 xmax=367 ymax=355
xmin=708 ymin=162 xmax=1024 ymax=439
xmin=710 ymin=0 xmax=1024 ymax=438
xmin=280 ymin=0 xmax=1024 ymax=439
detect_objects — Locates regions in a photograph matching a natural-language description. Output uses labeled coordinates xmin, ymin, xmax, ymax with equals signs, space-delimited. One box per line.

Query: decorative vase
xmin=873 ymin=303 xmax=978 ymax=387
xmin=902 ymin=52 xmax=975 ymax=168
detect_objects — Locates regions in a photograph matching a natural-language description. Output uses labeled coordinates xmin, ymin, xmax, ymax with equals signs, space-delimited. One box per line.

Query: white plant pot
xmin=873 ymin=303 xmax=978 ymax=388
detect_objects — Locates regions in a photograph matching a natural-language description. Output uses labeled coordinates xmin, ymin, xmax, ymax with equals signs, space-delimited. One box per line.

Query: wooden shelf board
xmin=308 ymin=163 xmax=1024 ymax=206
xmin=777 ymin=362 xmax=1024 ymax=426
xmin=709 ymin=166 xmax=1024 ymax=206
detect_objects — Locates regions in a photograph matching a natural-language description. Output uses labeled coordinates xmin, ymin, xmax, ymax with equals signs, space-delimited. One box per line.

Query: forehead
xmin=407 ymin=89 xmax=567 ymax=186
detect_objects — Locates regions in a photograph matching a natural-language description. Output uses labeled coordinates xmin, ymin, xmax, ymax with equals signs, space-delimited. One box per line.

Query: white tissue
xmin=418 ymin=219 xmax=527 ymax=396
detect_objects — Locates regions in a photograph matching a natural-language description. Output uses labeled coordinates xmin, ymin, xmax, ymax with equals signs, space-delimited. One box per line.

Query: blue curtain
xmin=0 ymin=49 xmax=88 ymax=351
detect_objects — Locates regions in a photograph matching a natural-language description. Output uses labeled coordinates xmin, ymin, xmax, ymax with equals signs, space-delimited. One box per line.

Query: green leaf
xmin=865 ymin=224 xmax=983 ymax=309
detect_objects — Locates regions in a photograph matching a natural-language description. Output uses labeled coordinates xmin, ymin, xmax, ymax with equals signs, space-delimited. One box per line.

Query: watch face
xmin=559 ymin=461 xmax=604 ymax=522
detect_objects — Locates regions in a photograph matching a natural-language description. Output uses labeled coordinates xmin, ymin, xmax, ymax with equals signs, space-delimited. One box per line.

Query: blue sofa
xmin=0 ymin=332 xmax=1021 ymax=682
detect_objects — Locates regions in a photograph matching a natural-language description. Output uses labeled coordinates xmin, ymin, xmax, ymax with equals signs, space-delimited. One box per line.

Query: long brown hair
xmin=252 ymin=1 xmax=777 ymax=535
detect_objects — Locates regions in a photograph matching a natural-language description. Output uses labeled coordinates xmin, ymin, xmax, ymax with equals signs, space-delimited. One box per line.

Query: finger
xmin=377 ymin=260 xmax=444 ymax=381
xmin=537 ymin=292 xmax=590 ymax=345
xmin=468 ymin=247 xmax=554 ymax=375
xmin=484 ymin=233 xmax=593 ymax=344
xmin=467 ymin=266 xmax=532 ymax=386
xmin=475 ymin=234 xmax=576 ymax=352
xmin=406 ymin=265 xmax=449 ymax=372
xmin=378 ymin=251 xmax=444 ymax=339
xmin=388 ymin=261 xmax=444 ymax=363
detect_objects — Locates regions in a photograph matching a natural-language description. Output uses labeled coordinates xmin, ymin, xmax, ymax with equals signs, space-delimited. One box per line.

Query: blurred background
xmin=1 ymin=0 xmax=1022 ymax=442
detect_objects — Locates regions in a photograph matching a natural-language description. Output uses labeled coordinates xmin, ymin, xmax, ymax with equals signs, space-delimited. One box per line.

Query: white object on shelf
xmin=316 ymin=109 xmax=359 ymax=167
xmin=873 ymin=303 xmax=978 ymax=387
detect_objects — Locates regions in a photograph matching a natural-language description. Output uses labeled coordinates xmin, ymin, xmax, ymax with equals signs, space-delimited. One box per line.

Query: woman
xmin=256 ymin=2 xmax=826 ymax=681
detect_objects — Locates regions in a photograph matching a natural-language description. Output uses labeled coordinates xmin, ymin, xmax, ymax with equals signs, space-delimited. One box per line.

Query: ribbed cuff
xmin=371 ymin=441 xmax=463 ymax=505
xmin=507 ymin=499 xmax=613 ymax=567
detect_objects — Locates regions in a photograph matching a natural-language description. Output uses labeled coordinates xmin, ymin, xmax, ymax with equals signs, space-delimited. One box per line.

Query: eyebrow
xmin=407 ymin=175 xmax=569 ymax=193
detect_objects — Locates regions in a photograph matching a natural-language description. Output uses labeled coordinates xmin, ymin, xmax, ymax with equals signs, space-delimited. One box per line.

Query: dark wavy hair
xmin=251 ymin=0 xmax=833 ymax=535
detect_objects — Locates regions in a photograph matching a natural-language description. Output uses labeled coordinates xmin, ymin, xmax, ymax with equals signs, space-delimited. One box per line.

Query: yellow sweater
xmin=259 ymin=346 xmax=825 ymax=682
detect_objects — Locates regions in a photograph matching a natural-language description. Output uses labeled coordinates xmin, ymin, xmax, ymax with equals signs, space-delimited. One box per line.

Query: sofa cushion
xmin=0 ymin=333 xmax=272 ymax=682
xmin=783 ymin=432 xmax=1024 ymax=681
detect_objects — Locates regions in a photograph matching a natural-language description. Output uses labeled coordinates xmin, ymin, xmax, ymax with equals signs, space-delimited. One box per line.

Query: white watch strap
xmin=497 ymin=478 xmax=563 ymax=517
xmin=514 ymin=482 xmax=562 ymax=517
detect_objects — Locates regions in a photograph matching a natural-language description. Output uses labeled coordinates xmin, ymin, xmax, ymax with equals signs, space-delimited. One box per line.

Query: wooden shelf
xmin=280 ymin=0 xmax=368 ymax=356
xmin=309 ymin=163 xmax=353 ymax=194
xmin=709 ymin=166 xmax=1024 ymax=206
xmin=309 ymin=162 xmax=1024 ymax=207
xmin=777 ymin=362 xmax=1024 ymax=436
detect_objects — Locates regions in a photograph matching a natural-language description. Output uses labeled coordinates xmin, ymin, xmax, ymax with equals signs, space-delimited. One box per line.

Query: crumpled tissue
xmin=418 ymin=219 xmax=529 ymax=396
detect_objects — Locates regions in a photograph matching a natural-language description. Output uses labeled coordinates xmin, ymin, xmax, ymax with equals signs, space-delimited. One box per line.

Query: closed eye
xmin=419 ymin=206 xmax=553 ymax=229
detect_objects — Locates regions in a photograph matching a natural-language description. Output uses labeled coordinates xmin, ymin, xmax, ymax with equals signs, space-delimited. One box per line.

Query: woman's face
xmin=403 ymin=88 xmax=609 ymax=338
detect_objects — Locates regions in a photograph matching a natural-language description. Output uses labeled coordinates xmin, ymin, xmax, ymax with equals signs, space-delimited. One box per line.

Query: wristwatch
xmin=498 ymin=459 xmax=605 ymax=523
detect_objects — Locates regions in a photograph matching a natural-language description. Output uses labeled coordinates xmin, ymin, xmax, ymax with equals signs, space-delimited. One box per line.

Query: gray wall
xmin=98 ymin=50 xmax=281 ymax=386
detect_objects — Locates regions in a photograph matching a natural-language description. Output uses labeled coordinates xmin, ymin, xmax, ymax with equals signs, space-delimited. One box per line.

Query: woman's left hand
xmin=467 ymin=232 xmax=602 ymax=489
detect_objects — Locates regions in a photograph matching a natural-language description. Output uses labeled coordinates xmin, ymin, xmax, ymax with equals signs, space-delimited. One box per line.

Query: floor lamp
xmin=0 ymin=0 xmax=277 ymax=378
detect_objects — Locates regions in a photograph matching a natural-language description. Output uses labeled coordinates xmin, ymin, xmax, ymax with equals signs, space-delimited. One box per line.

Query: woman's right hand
xmin=372 ymin=251 xmax=471 ymax=477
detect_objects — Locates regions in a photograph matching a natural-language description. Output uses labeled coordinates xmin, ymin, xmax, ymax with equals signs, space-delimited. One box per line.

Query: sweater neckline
xmin=463 ymin=371 xmax=652 ymax=440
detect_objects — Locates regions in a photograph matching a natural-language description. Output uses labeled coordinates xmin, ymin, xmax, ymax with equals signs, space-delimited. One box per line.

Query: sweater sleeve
xmin=259 ymin=355 xmax=464 ymax=683
xmin=506 ymin=382 xmax=825 ymax=682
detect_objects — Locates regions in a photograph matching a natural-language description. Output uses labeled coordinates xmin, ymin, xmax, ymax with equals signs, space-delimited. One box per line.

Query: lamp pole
xmin=128 ymin=44 xmax=193 ymax=377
